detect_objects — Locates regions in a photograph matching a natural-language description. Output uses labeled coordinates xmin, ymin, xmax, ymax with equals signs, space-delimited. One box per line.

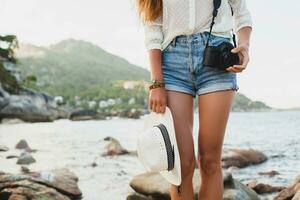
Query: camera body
xmin=203 ymin=41 xmax=240 ymax=70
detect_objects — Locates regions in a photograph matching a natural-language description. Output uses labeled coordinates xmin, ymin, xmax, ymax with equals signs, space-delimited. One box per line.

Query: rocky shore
xmin=1 ymin=116 xmax=299 ymax=199
xmin=101 ymin=136 xmax=300 ymax=200
xmin=127 ymin=170 xmax=260 ymax=200
xmin=0 ymin=84 xmax=68 ymax=123
xmin=0 ymin=83 xmax=146 ymax=123
xmin=0 ymin=168 xmax=82 ymax=200
xmin=0 ymin=139 xmax=82 ymax=200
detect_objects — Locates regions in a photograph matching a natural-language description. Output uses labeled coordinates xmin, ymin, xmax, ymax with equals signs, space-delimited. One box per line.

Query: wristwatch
xmin=148 ymin=79 xmax=165 ymax=90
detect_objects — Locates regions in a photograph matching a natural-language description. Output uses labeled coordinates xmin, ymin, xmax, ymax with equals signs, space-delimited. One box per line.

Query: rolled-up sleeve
xmin=229 ymin=0 xmax=253 ymax=33
xmin=143 ymin=15 xmax=164 ymax=51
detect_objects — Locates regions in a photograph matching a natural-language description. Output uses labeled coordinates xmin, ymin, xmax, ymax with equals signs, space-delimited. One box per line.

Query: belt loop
xmin=200 ymin=32 xmax=206 ymax=46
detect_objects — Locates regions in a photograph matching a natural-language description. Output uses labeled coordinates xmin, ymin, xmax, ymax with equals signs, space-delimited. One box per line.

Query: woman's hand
xmin=226 ymin=43 xmax=249 ymax=73
xmin=226 ymin=26 xmax=252 ymax=73
xmin=149 ymin=87 xmax=167 ymax=114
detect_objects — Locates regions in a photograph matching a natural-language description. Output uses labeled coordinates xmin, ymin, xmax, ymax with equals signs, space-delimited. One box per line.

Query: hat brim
xmin=141 ymin=106 xmax=181 ymax=186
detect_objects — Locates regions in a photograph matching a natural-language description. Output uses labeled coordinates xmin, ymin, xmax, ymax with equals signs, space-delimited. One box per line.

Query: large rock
xmin=0 ymin=168 xmax=82 ymax=200
xmin=15 ymin=139 xmax=30 ymax=149
xmin=246 ymin=180 xmax=285 ymax=194
xmin=274 ymin=174 xmax=300 ymax=200
xmin=101 ymin=136 xmax=136 ymax=156
xmin=0 ymin=145 xmax=9 ymax=152
xmin=118 ymin=108 xmax=142 ymax=119
xmin=127 ymin=193 xmax=151 ymax=200
xmin=15 ymin=139 xmax=36 ymax=153
xmin=7 ymin=194 xmax=28 ymax=200
xmin=69 ymin=109 xmax=106 ymax=121
xmin=1 ymin=180 xmax=71 ymax=200
xmin=1 ymin=118 xmax=25 ymax=124
xmin=0 ymin=86 xmax=69 ymax=122
xmin=107 ymin=108 xmax=147 ymax=118
xmin=6 ymin=155 xmax=19 ymax=159
xmin=16 ymin=152 xmax=36 ymax=165
xmin=258 ymin=170 xmax=280 ymax=177
xmin=222 ymin=148 xmax=268 ymax=168
xmin=128 ymin=169 xmax=260 ymax=200
xmin=0 ymin=84 xmax=10 ymax=110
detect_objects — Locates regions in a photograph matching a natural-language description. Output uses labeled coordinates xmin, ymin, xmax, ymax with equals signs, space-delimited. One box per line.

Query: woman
xmin=137 ymin=0 xmax=252 ymax=199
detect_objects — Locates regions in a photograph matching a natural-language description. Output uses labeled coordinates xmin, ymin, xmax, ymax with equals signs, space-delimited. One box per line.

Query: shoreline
xmin=1 ymin=108 xmax=300 ymax=125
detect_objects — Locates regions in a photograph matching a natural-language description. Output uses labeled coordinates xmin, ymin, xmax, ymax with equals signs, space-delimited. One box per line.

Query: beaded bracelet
xmin=148 ymin=79 xmax=165 ymax=90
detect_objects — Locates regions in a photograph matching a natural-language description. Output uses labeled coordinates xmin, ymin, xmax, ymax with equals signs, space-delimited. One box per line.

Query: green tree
xmin=0 ymin=35 xmax=20 ymax=94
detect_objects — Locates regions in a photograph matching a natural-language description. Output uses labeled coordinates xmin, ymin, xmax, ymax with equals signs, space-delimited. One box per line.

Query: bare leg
xmin=166 ymin=90 xmax=196 ymax=200
xmin=197 ymin=90 xmax=236 ymax=200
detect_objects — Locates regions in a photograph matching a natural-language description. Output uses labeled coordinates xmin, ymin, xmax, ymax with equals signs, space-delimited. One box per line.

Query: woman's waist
xmin=161 ymin=29 xmax=232 ymax=50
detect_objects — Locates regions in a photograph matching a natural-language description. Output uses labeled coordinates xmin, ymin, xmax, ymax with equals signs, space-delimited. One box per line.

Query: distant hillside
xmin=17 ymin=39 xmax=150 ymax=100
xmin=16 ymin=43 xmax=47 ymax=58
xmin=233 ymin=93 xmax=270 ymax=111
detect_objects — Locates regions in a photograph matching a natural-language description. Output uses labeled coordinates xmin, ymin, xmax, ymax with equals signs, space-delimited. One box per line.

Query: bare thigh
xmin=166 ymin=90 xmax=196 ymax=177
xmin=197 ymin=90 xmax=236 ymax=169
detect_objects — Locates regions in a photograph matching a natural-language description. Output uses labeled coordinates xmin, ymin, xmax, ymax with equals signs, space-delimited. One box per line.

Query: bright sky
xmin=1 ymin=0 xmax=300 ymax=108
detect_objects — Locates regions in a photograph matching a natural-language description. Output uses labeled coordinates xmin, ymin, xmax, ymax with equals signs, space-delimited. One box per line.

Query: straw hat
xmin=136 ymin=106 xmax=181 ymax=185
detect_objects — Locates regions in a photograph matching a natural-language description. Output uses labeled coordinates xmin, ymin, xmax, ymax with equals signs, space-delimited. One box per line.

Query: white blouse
xmin=143 ymin=0 xmax=253 ymax=51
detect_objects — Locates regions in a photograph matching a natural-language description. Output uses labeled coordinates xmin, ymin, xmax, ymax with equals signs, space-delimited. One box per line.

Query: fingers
xmin=226 ymin=65 xmax=244 ymax=73
xmin=231 ymin=44 xmax=249 ymax=54
xmin=149 ymin=97 xmax=167 ymax=114
xmin=151 ymin=102 xmax=166 ymax=113
xmin=152 ymin=101 xmax=159 ymax=113
xmin=231 ymin=46 xmax=243 ymax=54
xmin=157 ymin=100 xmax=167 ymax=113
xmin=159 ymin=100 xmax=166 ymax=113
xmin=156 ymin=105 xmax=166 ymax=113
xmin=227 ymin=45 xmax=250 ymax=73
xmin=226 ymin=62 xmax=247 ymax=72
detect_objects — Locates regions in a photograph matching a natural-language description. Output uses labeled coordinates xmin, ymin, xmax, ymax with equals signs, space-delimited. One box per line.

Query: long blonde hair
xmin=137 ymin=0 xmax=162 ymax=23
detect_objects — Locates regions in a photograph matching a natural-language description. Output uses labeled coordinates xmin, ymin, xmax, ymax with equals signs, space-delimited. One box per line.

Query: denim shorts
xmin=161 ymin=31 xmax=239 ymax=98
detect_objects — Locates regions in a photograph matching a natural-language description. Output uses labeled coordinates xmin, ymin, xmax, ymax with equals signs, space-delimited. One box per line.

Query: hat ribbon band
xmin=154 ymin=123 xmax=175 ymax=171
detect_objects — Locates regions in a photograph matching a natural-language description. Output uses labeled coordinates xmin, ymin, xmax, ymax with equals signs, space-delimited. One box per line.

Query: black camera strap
xmin=205 ymin=0 xmax=237 ymax=48
xmin=229 ymin=5 xmax=237 ymax=47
